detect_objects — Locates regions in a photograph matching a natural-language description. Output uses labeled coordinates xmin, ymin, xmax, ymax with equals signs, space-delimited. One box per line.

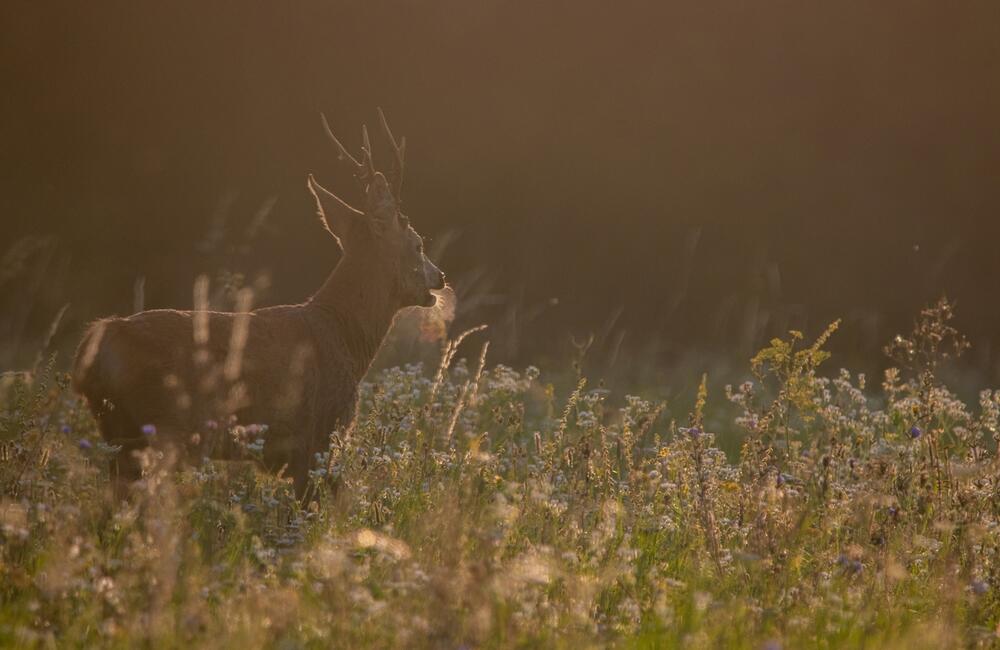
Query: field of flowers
xmin=1 ymin=299 xmax=998 ymax=648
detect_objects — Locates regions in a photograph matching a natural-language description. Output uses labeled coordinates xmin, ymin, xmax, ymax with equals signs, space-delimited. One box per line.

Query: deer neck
xmin=308 ymin=254 xmax=400 ymax=380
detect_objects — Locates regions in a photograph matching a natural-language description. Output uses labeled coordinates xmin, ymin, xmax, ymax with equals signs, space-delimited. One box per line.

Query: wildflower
xmin=60 ymin=424 xmax=72 ymax=434
xmin=141 ymin=424 xmax=157 ymax=436
xmin=909 ymin=425 xmax=922 ymax=439
xmin=78 ymin=438 xmax=92 ymax=450
xmin=205 ymin=419 xmax=219 ymax=431
xmin=837 ymin=554 xmax=863 ymax=575
xmin=682 ymin=426 xmax=702 ymax=439
xmin=576 ymin=410 xmax=598 ymax=429
xmin=356 ymin=529 xmax=378 ymax=548
xmin=971 ymin=580 xmax=988 ymax=596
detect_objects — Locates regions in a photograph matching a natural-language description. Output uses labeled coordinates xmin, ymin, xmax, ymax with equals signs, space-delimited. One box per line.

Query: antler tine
xmin=396 ymin=136 xmax=406 ymax=197
xmin=320 ymin=113 xmax=365 ymax=177
xmin=360 ymin=124 xmax=377 ymax=183
xmin=377 ymin=107 xmax=406 ymax=198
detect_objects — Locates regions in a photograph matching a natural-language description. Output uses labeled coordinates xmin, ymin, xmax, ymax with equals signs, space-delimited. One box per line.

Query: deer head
xmin=306 ymin=109 xmax=446 ymax=308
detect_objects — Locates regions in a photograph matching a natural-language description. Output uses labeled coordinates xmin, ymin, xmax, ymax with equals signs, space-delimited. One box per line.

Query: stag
xmin=72 ymin=110 xmax=445 ymax=495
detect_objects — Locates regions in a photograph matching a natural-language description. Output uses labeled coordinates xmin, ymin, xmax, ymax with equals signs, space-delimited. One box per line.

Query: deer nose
xmin=424 ymin=259 xmax=446 ymax=290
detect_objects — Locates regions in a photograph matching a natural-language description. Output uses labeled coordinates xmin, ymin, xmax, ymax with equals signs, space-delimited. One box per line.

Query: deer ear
xmin=365 ymin=172 xmax=399 ymax=229
xmin=307 ymin=175 xmax=363 ymax=249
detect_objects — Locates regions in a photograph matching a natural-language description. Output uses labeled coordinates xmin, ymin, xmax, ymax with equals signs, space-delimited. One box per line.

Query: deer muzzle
xmin=424 ymin=258 xmax=445 ymax=291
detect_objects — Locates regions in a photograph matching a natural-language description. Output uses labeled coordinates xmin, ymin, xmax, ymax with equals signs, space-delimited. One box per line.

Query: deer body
xmin=72 ymin=112 xmax=444 ymax=493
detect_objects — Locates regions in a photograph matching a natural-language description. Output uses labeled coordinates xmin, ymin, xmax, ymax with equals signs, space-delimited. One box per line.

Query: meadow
xmin=1 ymin=298 xmax=998 ymax=648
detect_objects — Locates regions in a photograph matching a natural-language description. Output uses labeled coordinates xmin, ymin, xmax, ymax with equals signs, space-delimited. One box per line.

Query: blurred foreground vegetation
xmin=1 ymin=299 xmax=998 ymax=648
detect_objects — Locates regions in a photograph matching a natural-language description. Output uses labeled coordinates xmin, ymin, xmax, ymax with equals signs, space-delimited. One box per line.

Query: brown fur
xmin=72 ymin=115 xmax=444 ymax=494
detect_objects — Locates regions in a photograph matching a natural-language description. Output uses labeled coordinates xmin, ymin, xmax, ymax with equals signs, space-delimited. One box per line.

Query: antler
xmin=320 ymin=110 xmax=406 ymax=200
xmin=377 ymin=107 xmax=406 ymax=199
xmin=321 ymin=112 xmax=377 ymax=189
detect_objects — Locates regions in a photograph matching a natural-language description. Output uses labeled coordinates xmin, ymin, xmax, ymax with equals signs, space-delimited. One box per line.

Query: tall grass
xmin=1 ymin=299 xmax=997 ymax=648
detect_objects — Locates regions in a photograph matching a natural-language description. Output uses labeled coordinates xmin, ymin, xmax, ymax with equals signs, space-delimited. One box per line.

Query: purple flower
xmin=205 ymin=419 xmax=219 ymax=431
xmin=60 ymin=424 xmax=72 ymax=434
xmin=971 ymin=580 xmax=988 ymax=596
xmin=141 ymin=424 xmax=157 ymax=437
xmin=908 ymin=425 xmax=922 ymax=439
xmin=683 ymin=426 xmax=702 ymax=439
xmin=837 ymin=555 xmax=863 ymax=574
xmin=78 ymin=438 xmax=92 ymax=450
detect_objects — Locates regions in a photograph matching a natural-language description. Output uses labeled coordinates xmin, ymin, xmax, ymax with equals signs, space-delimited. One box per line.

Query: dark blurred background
xmin=2 ymin=1 xmax=999 ymax=390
